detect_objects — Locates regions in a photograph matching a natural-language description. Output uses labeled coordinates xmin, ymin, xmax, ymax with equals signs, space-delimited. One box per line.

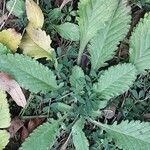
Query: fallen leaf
xmin=27 ymin=118 xmax=45 ymax=133
xmin=0 ymin=28 xmax=22 ymax=53
xmin=103 ymin=106 xmax=116 ymax=119
xmin=20 ymin=28 xmax=54 ymax=60
xmin=20 ymin=118 xmax=44 ymax=141
xmin=0 ymin=90 xmax=11 ymax=128
xmin=20 ymin=126 xmax=29 ymax=142
xmin=0 ymin=72 xmax=26 ymax=107
xmin=8 ymin=117 xmax=24 ymax=138
xmin=143 ymin=113 xmax=150 ymax=121
xmin=26 ymin=0 xmax=44 ymax=28
xmin=0 ymin=130 xmax=10 ymax=150
xmin=27 ymin=27 xmax=53 ymax=51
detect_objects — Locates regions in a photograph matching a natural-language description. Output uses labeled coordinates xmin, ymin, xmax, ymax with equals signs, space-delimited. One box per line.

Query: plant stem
xmin=77 ymin=43 xmax=86 ymax=65
xmin=21 ymin=115 xmax=48 ymax=120
xmin=57 ymin=92 xmax=73 ymax=100
xmin=60 ymin=131 xmax=72 ymax=150
xmin=88 ymin=118 xmax=109 ymax=130
xmin=60 ymin=0 xmax=72 ymax=10
xmin=2 ymin=0 xmax=6 ymax=15
xmin=19 ymin=94 xmax=34 ymax=117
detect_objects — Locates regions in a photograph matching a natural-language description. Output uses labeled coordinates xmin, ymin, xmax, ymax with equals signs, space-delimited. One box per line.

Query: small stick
xmin=21 ymin=115 xmax=48 ymax=120
xmin=2 ymin=0 xmax=6 ymax=15
xmin=60 ymin=132 xmax=72 ymax=150
xmin=60 ymin=0 xmax=72 ymax=10
xmin=0 ymin=0 xmax=17 ymax=30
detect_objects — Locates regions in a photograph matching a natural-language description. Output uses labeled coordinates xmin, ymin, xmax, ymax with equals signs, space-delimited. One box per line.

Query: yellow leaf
xmin=20 ymin=28 xmax=54 ymax=60
xmin=0 ymin=90 xmax=10 ymax=149
xmin=27 ymin=27 xmax=53 ymax=51
xmin=26 ymin=0 xmax=44 ymax=28
xmin=0 ymin=90 xmax=11 ymax=128
xmin=0 ymin=28 xmax=22 ymax=53
xmin=0 ymin=130 xmax=10 ymax=150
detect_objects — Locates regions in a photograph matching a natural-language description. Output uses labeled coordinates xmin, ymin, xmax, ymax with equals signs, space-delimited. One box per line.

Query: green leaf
xmin=0 ymin=43 xmax=11 ymax=55
xmin=0 ymin=54 xmax=58 ymax=93
xmin=72 ymin=118 xmax=89 ymax=150
xmin=145 ymin=0 xmax=150 ymax=2
xmin=54 ymin=23 xmax=79 ymax=41
xmin=20 ymin=121 xmax=60 ymax=150
xmin=92 ymin=120 xmax=150 ymax=150
xmin=129 ymin=13 xmax=150 ymax=73
xmin=0 ymin=130 xmax=10 ymax=150
xmin=93 ymin=63 xmax=137 ymax=100
xmin=48 ymin=8 xmax=62 ymax=22
xmin=70 ymin=66 xmax=86 ymax=92
xmin=77 ymin=0 xmax=118 ymax=64
xmin=0 ymin=90 xmax=11 ymax=129
xmin=88 ymin=0 xmax=131 ymax=70
xmin=51 ymin=102 xmax=72 ymax=113
xmin=6 ymin=0 xmax=25 ymax=18
xmin=133 ymin=0 xmax=150 ymax=7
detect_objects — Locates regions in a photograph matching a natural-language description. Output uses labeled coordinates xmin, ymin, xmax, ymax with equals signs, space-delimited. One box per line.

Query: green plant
xmin=0 ymin=90 xmax=11 ymax=150
xmin=131 ymin=0 xmax=150 ymax=10
xmin=6 ymin=0 xmax=25 ymax=18
xmin=1 ymin=0 xmax=150 ymax=149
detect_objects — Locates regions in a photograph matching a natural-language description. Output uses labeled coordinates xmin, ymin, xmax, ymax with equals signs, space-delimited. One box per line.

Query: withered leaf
xmin=20 ymin=27 xmax=54 ymax=60
xmin=26 ymin=0 xmax=44 ymax=28
xmin=8 ymin=117 xmax=24 ymax=138
xmin=20 ymin=126 xmax=29 ymax=142
xmin=0 ymin=28 xmax=22 ymax=53
xmin=103 ymin=106 xmax=116 ymax=119
xmin=0 ymin=72 xmax=26 ymax=107
xmin=27 ymin=118 xmax=45 ymax=133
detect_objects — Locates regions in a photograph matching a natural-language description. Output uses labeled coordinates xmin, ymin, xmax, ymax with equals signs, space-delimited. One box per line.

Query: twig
xmin=2 ymin=0 xmax=6 ymax=15
xmin=0 ymin=0 xmax=17 ymax=30
xmin=21 ymin=115 xmax=48 ymax=120
xmin=60 ymin=132 xmax=72 ymax=150
xmin=47 ymin=98 xmax=52 ymax=119
xmin=60 ymin=0 xmax=72 ymax=10
xmin=121 ymin=91 xmax=128 ymax=108
xmin=19 ymin=94 xmax=34 ymax=117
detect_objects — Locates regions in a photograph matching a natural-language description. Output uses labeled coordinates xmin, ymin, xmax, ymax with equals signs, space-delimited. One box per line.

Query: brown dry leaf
xmin=103 ymin=106 xmax=116 ymax=119
xmin=143 ymin=113 xmax=150 ymax=121
xmin=8 ymin=117 xmax=24 ymax=138
xmin=0 ymin=72 xmax=26 ymax=107
xmin=20 ymin=126 xmax=29 ymax=142
xmin=0 ymin=28 xmax=22 ymax=53
xmin=20 ymin=118 xmax=44 ymax=141
xmin=20 ymin=27 xmax=54 ymax=60
xmin=27 ymin=118 xmax=45 ymax=133
xmin=26 ymin=0 xmax=44 ymax=28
